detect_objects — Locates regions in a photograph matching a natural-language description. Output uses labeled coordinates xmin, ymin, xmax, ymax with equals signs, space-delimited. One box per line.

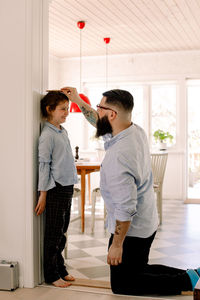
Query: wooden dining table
xmin=76 ymin=162 xmax=101 ymax=233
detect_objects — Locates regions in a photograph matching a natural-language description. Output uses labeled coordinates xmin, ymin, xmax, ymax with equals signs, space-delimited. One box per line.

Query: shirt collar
xmin=45 ymin=121 xmax=63 ymax=133
xmin=104 ymin=123 xmax=134 ymax=150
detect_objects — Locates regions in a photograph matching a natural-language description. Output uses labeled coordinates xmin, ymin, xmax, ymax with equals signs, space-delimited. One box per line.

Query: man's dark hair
xmin=102 ymin=89 xmax=134 ymax=112
xmin=41 ymin=91 xmax=69 ymax=118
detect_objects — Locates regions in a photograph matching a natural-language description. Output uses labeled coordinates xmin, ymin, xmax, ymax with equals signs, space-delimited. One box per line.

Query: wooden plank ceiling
xmin=49 ymin=0 xmax=200 ymax=58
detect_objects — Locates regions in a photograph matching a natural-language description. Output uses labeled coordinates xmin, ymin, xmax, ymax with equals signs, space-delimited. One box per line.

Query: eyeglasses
xmin=96 ymin=104 xmax=117 ymax=114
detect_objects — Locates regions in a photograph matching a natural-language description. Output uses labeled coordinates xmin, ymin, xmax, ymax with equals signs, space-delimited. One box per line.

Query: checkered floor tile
xmin=66 ymin=199 xmax=200 ymax=281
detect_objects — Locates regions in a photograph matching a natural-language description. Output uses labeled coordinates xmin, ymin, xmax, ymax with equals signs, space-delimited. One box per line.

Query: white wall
xmin=0 ymin=0 xmax=48 ymax=287
xmin=59 ymin=50 xmax=200 ymax=83
xmin=49 ymin=55 xmax=62 ymax=89
xmin=49 ymin=50 xmax=200 ymax=200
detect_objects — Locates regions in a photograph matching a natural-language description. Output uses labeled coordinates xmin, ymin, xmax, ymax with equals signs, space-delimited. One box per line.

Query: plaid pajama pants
xmin=44 ymin=182 xmax=73 ymax=283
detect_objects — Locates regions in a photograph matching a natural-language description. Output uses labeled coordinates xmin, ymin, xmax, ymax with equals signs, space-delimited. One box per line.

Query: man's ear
xmin=109 ymin=110 xmax=117 ymax=121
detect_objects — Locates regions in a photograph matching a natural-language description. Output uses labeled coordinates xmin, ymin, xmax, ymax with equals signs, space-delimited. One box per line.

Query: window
xmin=84 ymin=82 xmax=177 ymax=150
xmin=116 ymin=84 xmax=144 ymax=128
xmin=85 ymin=83 xmax=144 ymax=149
xmin=187 ymin=81 xmax=200 ymax=199
xmin=151 ymin=84 xmax=177 ymax=148
xmin=85 ymin=85 xmax=105 ymax=149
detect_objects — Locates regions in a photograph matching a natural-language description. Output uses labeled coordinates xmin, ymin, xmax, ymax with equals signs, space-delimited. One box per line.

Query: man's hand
xmin=61 ymin=87 xmax=82 ymax=104
xmin=61 ymin=86 xmax=98 ymax=127
xmin=107 ymin=220 xmax=131 ymax=266
xmin=107 ymin=244 xmax=123 ymax=265
xmin=35 ymin=192 xmax=47 ymax=216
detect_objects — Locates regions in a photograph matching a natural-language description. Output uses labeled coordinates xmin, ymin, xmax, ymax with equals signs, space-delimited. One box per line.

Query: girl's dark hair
xmin=102 ymin=89 xmax=134 ymax=112
xmin=41 ymin=91 xmax=69 ymax=118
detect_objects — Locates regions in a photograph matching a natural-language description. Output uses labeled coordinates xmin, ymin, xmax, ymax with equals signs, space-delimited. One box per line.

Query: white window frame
xmin=84 ymin=80 xmax=178 ymax=150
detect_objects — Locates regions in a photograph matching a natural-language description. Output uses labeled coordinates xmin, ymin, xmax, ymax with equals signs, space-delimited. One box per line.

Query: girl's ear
xmin=46 ymin=106 xmax=51 ymax=115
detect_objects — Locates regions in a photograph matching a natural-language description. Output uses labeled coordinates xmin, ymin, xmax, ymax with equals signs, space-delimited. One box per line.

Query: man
xmin=61 ymin=87 xmax=200 ymax=295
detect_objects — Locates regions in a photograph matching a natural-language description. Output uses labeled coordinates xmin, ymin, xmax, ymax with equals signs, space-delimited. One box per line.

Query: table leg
xmin=81 ymin=169 xmax=86 ymax=233
xmin=88 ymin=174 xmax=91 ymax=204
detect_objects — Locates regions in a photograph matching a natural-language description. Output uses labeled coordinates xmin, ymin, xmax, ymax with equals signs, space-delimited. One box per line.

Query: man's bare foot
xmin=52 ymin=278 xmax=71 ymax=288
xmin=63 ymin=274 xmax=75 ymax=281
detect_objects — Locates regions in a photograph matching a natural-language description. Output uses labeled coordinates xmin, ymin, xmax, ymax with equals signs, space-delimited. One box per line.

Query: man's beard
xmin=95 ymin=115 xmax=113 ymax=138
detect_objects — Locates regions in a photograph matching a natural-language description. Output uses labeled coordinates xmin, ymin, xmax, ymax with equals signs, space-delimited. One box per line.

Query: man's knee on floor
xmin=111 ymin=281 xmax=134 ymax=295
xmin=110 ymin=278 xmax=124 ymax=295
xmin=111 ymin=284 xmax=121 ymax=295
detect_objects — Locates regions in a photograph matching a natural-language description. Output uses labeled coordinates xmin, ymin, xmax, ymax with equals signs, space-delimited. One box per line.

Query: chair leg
xmin=91 ymin=191 xmax=96 ymax=233
xmin=78 ymin=194 xmax=81 ymax=216
xmin=157 ymin=191 xmax=162 ymax=225
xmin=103 ymin=203 xmax=106 ymax=230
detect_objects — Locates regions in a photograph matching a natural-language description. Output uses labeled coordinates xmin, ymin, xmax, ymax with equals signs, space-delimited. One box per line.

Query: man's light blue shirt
xmin=100 ymin=124 xmax=159 ymax=238
xmin=38 ymin=122 xmax=78 ymax=191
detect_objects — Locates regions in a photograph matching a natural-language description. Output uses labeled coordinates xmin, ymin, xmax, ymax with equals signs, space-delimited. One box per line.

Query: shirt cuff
xmin=114 ymin=208 xmax=137 ymax=222
xmin=38 ymin=180 xmax=56 ymax=191
xmin=38 ymin=162 xmax=56 ymax=191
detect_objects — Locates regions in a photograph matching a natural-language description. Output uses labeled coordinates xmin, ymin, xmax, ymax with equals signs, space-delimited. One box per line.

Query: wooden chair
xmin=70 ymin=187 xmax=81 ymax=223
xmin=151 ymin=153 xmax=168 ymax=224
xmin=91 ymin=188 xmax=106 ymax=233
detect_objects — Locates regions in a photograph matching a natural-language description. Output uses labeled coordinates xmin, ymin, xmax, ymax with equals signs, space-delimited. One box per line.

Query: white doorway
xmin=187 ymin=80 xmax=200 ymax=202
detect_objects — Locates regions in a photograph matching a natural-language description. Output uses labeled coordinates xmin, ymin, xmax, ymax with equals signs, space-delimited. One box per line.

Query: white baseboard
xmin=184 ymin=198 xmax=200 ymax=204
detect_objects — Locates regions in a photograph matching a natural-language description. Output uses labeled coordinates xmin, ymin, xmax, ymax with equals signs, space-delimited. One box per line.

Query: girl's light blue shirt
xmin=100 ymin=124 xmax=159 ymax=238
xmin=38 ymin=122 xmax=78 ymax=191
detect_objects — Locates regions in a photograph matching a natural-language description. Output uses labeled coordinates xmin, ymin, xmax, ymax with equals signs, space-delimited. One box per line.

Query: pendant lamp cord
xmin=80 ymin=28 xmax=82 ymax=93
xmin=106 ymin=43 xmax=108 ymax=89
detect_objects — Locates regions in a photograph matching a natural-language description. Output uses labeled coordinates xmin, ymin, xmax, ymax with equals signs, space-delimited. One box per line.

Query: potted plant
xmin=153 ymin=129 xmax=173 ymax=150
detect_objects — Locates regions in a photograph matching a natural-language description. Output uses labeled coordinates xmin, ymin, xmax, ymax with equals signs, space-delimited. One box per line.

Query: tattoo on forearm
xmin=81 ymin=106 xmax=98 ymax=127
xmin=115 ymin=220 xmax=121 ymax=235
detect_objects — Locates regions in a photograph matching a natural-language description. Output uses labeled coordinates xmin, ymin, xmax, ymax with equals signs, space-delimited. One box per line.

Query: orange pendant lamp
xmin=70 ymin=21 xmax=91 ymax=112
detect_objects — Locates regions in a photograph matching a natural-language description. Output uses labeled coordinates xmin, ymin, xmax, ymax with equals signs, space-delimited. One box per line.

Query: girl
xmin=35 ymin=91 xmax=78 ymax=288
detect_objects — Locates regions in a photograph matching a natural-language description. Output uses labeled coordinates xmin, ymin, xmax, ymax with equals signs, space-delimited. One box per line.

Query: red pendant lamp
xmin=70 ymin=21 xmax=91 ymax=112
xmin=104 ymin=37 xmax=111 ymax=89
